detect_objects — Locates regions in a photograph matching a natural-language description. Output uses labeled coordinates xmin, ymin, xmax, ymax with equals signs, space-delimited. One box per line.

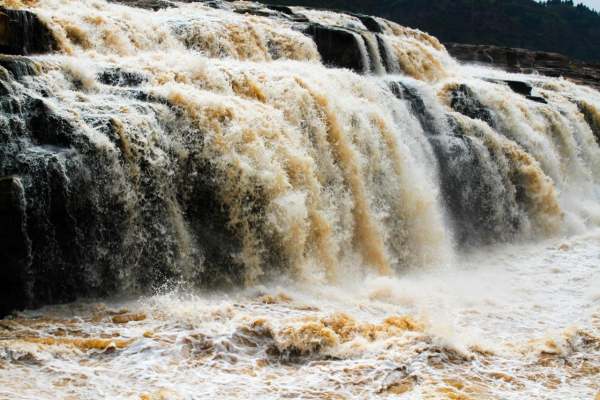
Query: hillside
xmin=259 ymin=0 xmax=600 ymax=62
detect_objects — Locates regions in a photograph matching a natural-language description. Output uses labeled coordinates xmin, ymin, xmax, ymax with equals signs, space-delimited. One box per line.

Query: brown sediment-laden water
xmin=0 ymin=1 xmax=599 ymax=398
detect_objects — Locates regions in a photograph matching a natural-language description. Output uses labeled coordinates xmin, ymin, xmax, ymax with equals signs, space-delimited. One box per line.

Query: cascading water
xmin=1 ymin=1 xmax=599 ymax=399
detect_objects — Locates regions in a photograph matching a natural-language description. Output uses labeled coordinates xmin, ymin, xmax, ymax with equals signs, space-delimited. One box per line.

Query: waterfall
xmin=1 ymin=0 xmax=600 ymax=316
xmin=361 ymin=32 xmax=385 ymax=75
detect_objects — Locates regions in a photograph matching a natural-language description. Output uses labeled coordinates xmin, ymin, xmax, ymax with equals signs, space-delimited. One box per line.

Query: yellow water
xmin=1 ymin=1 xmax=600 ymax=398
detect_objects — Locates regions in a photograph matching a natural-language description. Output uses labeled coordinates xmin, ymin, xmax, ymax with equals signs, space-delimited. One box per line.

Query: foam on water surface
xmin=1 ymin=230 xmax=599 ymax=399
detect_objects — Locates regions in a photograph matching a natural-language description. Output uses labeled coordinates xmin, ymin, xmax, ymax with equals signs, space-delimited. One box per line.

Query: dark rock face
xmin=428 ymin=130 xmax=519 ymax=245
xmin=446 ymin=43 xmax=600 ymax=91
xmin=389 ymin=80 xmax=523 ymax=245
xmin=483 ymin=79 xmax=547 ymax=104
xmin=0 ymin=52 xmax=247 ymax=317
xmin=0 ymin=76 xmax=127 ymax=313
xmin=304 ymin=24 xmax=367 ymax=73
xmin=0 ymin=7 xmax=57 ymax=55
xmin=388 ymin=81 xmax=438 ymax=135
xmin=0 ymin=176 xmax=30 ymax=317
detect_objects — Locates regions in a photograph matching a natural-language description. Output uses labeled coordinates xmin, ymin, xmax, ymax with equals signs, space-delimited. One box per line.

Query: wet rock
xmin=0 ymin=67 xmax=250 ymax=315
xmin=112 ymin=313 xmax=147 ymax=324
xmin=27 ymin=98 xmax=76 ymax=148
xmin=388 ymin=81 xmax=438 ymax=135
xmin=376 ymin=34 xmax=393 ymax=73
xmin=176 ymin=157 xmax=245 ymax=287
xmin=526 ymin=95 xmax=547 ymax=104
xmin=485 ymin=79 xmax=548 ymax=104
xmin=389 ymin=81 xmax=520 ymax=244
xmin=232 ymin=4 xmax=308 ymax=22
xmin=448 ymin=84 xmax=495 ymax=128
xmin=109 ymin=0 xmax=227 ymax=9
xmin=266 ymin=5 xmax=310 ymax=22
xmin=97 ymin=68 xmax=148 ymax=87
xmin=579 ymin=101 xmax=600 ymax=145
xmin=504 ymin=80 xmax=532 ymax=97
xmin=0 ymin=176 xmax=30 ymax=318
xmin=107 ymin=0 xmax=175 ymax=10
xmin=0 ymin=7 xmax=57 ymax=55
xmin=0 ymin=90 xmax=132 ymax=314
xmin=233 ymin=5 xmax=282 ymax=18
xmin=351 ymin=13 xmax=384 ymax=33
xmin=0 ymin=55 xmax=41 ymax=80
xmin=303 ymin=24 xmax=367 ymax=73
xmin=428 ymin=128 xmax=520 ymax=245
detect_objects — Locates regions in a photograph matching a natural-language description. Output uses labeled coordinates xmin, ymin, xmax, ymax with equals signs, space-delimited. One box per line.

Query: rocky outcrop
xmin=446 ymin=43 xmax=600 ymax=91
xmin=0 ymin=7 xmax=57 ymax=55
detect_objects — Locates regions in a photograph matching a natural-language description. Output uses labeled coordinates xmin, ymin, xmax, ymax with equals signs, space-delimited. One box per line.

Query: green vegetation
xmin=262 ymin=0 xmax=600 ymax=62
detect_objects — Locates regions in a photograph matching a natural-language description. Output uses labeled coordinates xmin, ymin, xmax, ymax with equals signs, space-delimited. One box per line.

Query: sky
xmin=544 ymin=0 xmax=600 ymax=10
xmin=573 ymin=0 xmax=600 ymax=10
